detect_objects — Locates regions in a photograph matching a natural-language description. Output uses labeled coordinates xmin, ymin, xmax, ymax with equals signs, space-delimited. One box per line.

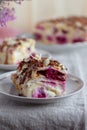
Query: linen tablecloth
xmin=0 ymin=49 xmax=86 ymax=130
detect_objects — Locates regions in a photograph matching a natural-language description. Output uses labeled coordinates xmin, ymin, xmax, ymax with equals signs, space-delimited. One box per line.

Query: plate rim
xmin=36 ymin=41 xmax=87 ymax=53
xmin=0 ymin=71 xmax=84 ymax=101
xmin=37 ymin=41 xmax=87 ymax=47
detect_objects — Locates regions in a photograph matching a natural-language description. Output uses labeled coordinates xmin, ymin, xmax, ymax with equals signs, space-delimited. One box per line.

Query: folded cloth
xmin=0 ymin=50 xmax=86 ymax=130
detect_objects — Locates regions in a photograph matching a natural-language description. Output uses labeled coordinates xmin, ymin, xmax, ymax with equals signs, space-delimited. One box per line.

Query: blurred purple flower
xmin=0 ymin=7 xmax=15 ymax=27
xmin=0 ymin=0 xmax=24 ymax=27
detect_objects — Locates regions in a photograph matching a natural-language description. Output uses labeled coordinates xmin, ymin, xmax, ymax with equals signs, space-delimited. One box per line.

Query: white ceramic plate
xmin=36 ymin=41 xmax=87 ymax=53
xmin=0 ymin=49 xmax=50 ymax=70
xmin=0 ymin=64 xmax=17 ymax=70
xmin=0 ymin=71 xmax=84 ymax=104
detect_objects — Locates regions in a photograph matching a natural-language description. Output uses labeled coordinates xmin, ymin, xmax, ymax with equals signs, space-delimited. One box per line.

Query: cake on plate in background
xmin=34 ymin=16 xmax=87 ymax=44
xmin=0 ymin=38 xmax=35 ymax=64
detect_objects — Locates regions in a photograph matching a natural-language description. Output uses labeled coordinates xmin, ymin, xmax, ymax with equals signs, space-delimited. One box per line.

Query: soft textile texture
xmin=0 ymin=49 xmax=86 ymax=130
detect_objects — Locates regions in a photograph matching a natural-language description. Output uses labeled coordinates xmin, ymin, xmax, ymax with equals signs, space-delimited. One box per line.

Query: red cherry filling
xmin=38 ymin=88 xmax=46 ymax=98
xmin=47 ymin=36 xmax=53 ymax=42
xmin=56 ymin=36 xmax=67 ymax=44
xmin=38 ymin=68 xmax=66 ymax=81
xmin=33 ymin=87 xmax=47 ymax=98
xmin=36 ymin=25 xmax=44 ymax=30
xmin=29 ymin=53 xmax=36 ymax=59
xmin=34 ymin=33 xmax=42 ymax=40
xmin=53 ymin=27 xmax=58 ymax=34
xmin=73 ymin=38 xmax=84 ymax=43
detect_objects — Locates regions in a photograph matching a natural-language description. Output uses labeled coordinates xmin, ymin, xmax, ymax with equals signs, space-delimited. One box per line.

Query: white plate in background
xmin=0 ymin=71 xmax=84 ymax=104
xmin=0 ymin=64 xmax=17 ymax=71
xmin=36 ymin=41 xmax=87 ymax=53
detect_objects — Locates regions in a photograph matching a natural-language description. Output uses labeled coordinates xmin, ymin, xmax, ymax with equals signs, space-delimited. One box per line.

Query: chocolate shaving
xmin=17 ymin=57 xmax=66 ymax=84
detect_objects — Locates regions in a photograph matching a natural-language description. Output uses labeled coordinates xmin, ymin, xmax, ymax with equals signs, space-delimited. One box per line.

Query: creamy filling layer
xmin=18 ymin=77 xmax=65 ymax=98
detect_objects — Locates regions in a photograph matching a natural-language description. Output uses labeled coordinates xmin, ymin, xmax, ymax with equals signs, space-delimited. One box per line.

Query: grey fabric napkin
xmin=0 ymin=50 xmax=86 ymax=130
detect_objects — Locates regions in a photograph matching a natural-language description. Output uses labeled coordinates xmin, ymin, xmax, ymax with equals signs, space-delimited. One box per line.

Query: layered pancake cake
xmin=34 ymin=16 xmax=87 ymax=44
xmin=11 ymin=55 xmax=67 ymax=98
xmin=0 ymin=38 xmax=35 ymax=64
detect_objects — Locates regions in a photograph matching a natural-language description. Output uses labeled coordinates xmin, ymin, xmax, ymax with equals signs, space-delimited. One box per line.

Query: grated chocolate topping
xmin=16 ymin=56 xmax=66 ymax=84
